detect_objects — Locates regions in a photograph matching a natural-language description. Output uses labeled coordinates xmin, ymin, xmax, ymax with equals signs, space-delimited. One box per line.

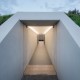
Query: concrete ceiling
xmin=21 ymin=20 xmax=59 ymax=26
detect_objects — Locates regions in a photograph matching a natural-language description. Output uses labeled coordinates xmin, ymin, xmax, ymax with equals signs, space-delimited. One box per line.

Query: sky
xmin=0 ymin=0 xmax=80 ymax=15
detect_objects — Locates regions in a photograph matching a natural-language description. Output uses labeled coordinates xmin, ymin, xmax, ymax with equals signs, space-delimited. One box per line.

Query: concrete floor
xmin=24 ymin=41 xmax=56 ymax=75
xmin=29 ymin=41 xmax=52 ymax=65
xmin=24 ymin=65 xmax=56 ymax=75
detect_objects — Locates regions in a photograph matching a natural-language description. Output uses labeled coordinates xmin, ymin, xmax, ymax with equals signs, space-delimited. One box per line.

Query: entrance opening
xmin=22 ymin=26 xmax=58 ymax=80
xmin=22 ymin=20 xmax=58 ymax=80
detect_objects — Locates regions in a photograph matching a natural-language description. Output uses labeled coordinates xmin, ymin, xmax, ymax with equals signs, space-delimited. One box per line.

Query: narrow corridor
xmin=29 ymin=41 xmax=52 ymax=65
xmin=22 ymin=41 xmax=58 ymax=80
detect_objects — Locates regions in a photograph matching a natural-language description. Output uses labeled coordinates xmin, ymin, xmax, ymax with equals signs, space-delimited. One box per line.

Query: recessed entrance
xmin=21 ymin=19 xmax=59 ymax=80
xmin=22 ymin=25 xmax=58 ymax=80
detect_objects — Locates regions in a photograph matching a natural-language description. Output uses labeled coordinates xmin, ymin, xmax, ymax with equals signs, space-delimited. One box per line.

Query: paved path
xmin=22 ymin=41 xmax=58 ymax=80
xmin=29 ymin=41 xmax=52 ymax=65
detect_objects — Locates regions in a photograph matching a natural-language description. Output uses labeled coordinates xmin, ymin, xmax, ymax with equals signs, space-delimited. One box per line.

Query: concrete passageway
xmin=23 ymin=41 xmax=57 ymax=80
xmin=24 ymin=41 xmax=56 ymax=75
xmin=0 ymin=12 xmax=80 ymax=80
xmin=29 ymin=41 xmax=52 ymax=65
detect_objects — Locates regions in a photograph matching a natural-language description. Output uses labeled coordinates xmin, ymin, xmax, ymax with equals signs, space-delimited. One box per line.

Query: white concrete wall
xmin=56 ymin=21 xmax=80 ymax=80
xmin=45 ymin=26 xmax=57 ymax=65
xmin=23 ymin=26 xmax=37 ymax=68
xmin=0 ymin=12 xmax=80 ymax=80
xmin=0 ymin=23 xmax=37 ymax=80
xmin=45 ymin=21 xmax=80 ymax=80
xmin=0 ymin=21 xmax=24 ymax=80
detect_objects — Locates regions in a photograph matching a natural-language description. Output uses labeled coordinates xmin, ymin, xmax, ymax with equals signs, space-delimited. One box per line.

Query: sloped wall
xmin=45 ymin=26 xmax=57 ymax=65
xmin=23 ymin=26 xmax=37 ymax=69
xmin=56 ymin=21 xmax=80 ymax=80
xmin=0 ymin=23 xmax=37 ymax=80
xmin=0 ymin=21 xmax=24 ymax=80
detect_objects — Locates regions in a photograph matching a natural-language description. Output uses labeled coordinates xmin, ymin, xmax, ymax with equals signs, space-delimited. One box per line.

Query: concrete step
xmin=24 ymin=65 xmax=56 ymax=75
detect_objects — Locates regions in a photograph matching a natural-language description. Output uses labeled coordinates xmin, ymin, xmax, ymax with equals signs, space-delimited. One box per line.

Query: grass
xmin=0 ymin=14 xmax=13 ymax=25
xmin=0 ymin=13 xmax=80 ymax=27
xmin=67 ymin=13 xmax=80 ymax=27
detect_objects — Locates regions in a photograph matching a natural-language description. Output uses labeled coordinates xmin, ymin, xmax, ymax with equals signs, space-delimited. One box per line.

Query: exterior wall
xmin=45 ymin=26 xmax=57 ymax=65
xmin=0 ymin=21 xmax=24 ymax=80
xmin=56 ymin=21 xmax=80 ymax=80
xmin=0 ymin=22 xmax=37 ymax=80
xmin=0 ymin=12 xmax=80 ymax=80
xmin=23 ymin=26 xmax=37 ymax=68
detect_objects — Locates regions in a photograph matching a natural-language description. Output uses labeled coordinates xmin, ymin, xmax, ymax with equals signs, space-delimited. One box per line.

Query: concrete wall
xmin=56 ymin=21 xmax=80 ymax=80
xmin=45 ymin=21 xmax=80 ymax=80
xmin=0 ymin=21 xmax=24 ymax=80
xmin=23 ymin=26 xmax=37 ymax=68
xmin=0 ymin=12 xmax=80 ymax=80
xmin=0 ymin=23 xmax=37 ymax=80
xmin=45 ymin=26 xmax=57 ymax=65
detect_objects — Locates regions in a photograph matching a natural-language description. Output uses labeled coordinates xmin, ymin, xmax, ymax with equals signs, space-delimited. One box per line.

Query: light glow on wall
xmin=28 ymin=26 xmax=53 ymax=34
xmin=28 ymin=26 xmax=39 ymax=34
xmin=43 ymin=26 xmax=53 ymax=34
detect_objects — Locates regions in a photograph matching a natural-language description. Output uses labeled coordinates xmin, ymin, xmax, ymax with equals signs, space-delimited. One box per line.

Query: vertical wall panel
xmin=56 ymin=21 xmax=80 ymax=80
xmin=0 ymin=21 xmax=24 ymax=80
xmin=45 ymin=26 xmax=57 ymax=65
xmin=23 ymin=26 xmax=37 ymax=68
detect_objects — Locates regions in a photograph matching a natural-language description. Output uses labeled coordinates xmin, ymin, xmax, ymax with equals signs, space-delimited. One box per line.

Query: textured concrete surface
xmin=24 ymin=41 xmax=56 ymax=76
xmin=29 ymin=41 xmax=52 ymax=65
xmin=24 ymin=65 xmax=56 ymax=75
